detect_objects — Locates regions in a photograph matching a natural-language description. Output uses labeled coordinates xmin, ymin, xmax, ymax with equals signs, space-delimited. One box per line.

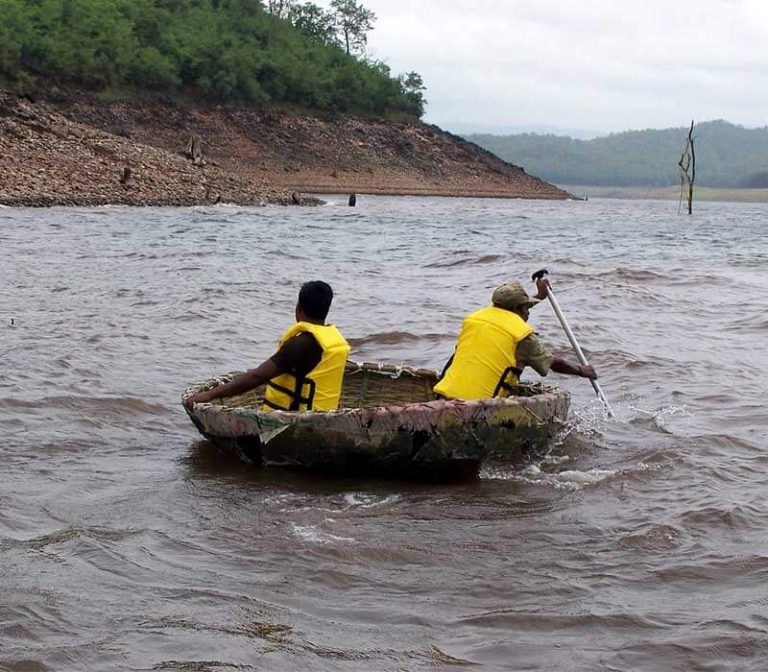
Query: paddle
xmin=532 ymin=268 xmax=614 ymax=418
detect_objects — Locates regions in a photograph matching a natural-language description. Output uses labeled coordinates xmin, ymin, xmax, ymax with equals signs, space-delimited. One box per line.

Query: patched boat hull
xmin=183 ymin=362 xmax=570 ymax=479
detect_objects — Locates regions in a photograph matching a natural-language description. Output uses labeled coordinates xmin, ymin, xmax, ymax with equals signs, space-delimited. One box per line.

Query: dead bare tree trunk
xmin=185 ymin=135 xmax=205 ymax=167
xmin=678 ymin=120 xmax=696 ymax=215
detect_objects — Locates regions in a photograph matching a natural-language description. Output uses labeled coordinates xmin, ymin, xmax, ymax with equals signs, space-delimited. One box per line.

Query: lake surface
xmin=1 ymin=196 xmax=767 ymax=671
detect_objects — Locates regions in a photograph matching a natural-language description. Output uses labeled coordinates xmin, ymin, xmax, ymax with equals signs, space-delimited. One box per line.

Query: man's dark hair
xmin=298 ymin=281 xmax=333 ymax=320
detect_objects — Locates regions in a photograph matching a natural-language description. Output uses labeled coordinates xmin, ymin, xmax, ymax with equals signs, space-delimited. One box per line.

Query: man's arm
xmin=550 ymin=357 xmax=596 ymax=379
xmin=184 ymin=358 xmax=280 ymax=410
xmin=516 ymin=334 xmax=596 ymax=379
xmin=516 ymin=333 xmax=554 ymax=377
xmin=184 ymin=333 xmax=322 ymax=411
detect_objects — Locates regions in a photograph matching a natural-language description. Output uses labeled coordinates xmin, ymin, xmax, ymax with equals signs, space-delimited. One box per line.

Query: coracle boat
xmin=183 ymin=362 xmax=570 ymax=480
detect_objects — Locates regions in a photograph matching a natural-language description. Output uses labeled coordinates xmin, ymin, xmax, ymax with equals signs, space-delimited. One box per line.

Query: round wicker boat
xmin=182 ymin=361 xmax=570 ymax=479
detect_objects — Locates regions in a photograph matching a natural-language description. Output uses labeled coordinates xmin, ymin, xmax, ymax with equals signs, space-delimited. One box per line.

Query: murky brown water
xmin=2 ymin=196 xmax=768 ymax=670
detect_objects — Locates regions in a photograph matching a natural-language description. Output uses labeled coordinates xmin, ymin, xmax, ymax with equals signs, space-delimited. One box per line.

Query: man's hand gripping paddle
xmin=532 ymin=269 xmax=614 ymax=418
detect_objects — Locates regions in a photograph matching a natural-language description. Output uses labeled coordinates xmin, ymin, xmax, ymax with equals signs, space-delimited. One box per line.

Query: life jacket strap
xmin=492 ymin=366 xmax=523 ymax=397
xmin=265 ymin=377 xmax=317 ymax=411
xmin=262 ymin=397 xmax=287 ymax=411
xmin=436 ymin=353 xmax=455 ymax=384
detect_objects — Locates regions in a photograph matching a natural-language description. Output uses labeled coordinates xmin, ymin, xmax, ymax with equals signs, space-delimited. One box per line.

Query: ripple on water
xmin=0 ymin=396 xmax=169 ymax=416
xmin=290 ymin=524 xmax=357 ymax=545
xmin=423 ymin=253 xmax=506 ymax=268
xmin=347 ymin=331 xmax=448 ymax=347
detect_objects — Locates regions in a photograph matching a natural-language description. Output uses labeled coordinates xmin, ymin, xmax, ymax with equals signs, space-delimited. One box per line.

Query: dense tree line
xmin=0 ymin=0 xmax=425 ymax=117
xmin=468 ymin=121 xmax=768 ymax=188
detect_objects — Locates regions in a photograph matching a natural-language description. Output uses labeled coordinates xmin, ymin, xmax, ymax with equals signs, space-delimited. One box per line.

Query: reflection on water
xmin=2 ymin=197 xmax=768 ymax=670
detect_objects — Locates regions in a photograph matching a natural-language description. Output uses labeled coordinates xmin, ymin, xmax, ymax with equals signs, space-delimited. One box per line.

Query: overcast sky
xmin=316 ymin=0 xmax=768 ymax=136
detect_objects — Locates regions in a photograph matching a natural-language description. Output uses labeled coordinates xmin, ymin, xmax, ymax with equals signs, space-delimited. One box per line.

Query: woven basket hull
xmin=183 ymin=362 xmax=570 ymax=479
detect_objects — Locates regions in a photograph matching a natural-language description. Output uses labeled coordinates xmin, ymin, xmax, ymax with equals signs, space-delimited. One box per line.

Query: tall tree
xmin=289 ymin=2 xmax=337 ymax=45
xmin=267 ymin=0 xmax=294 ymax=18
xmin=329 ymin=0 xmax=375 ymax=56
xmin=399 ymin=71 xmax=426 ymax=117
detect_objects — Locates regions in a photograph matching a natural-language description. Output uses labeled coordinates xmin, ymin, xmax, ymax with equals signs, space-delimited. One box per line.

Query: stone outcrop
xmin=0 ymin=92 xmax=573 ymax=206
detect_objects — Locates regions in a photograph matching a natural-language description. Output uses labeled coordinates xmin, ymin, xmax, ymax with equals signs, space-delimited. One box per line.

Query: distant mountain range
xmin=465 ymin=120 xmax=768 ymax=188
xmin=442 ymin=121 xmax=603 ymax=140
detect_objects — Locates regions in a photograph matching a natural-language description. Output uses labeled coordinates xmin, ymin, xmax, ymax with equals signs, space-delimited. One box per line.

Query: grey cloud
xmin=317 ymin=0 xmax=768 ymax=132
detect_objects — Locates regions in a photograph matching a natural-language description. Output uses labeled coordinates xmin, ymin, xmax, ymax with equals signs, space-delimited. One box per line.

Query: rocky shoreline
xmin=0 ymin=91 xmax=574 ymax=207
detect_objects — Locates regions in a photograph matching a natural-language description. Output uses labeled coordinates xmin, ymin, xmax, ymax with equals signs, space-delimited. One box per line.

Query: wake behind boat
xmin=183 ymin=362 xmax=570 ymax=480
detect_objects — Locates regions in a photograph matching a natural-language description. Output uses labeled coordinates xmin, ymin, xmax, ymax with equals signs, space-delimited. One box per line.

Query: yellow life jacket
xmin=433 ymin=306 xmax=533 ymax=400
xmin=263 ymin=321 xmax=350 ymax=412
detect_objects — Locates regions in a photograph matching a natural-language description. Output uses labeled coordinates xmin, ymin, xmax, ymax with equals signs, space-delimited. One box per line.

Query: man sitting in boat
xmin=434 ymin=279 xmax=596 ymax=400
xmin=184 ymin=280 xmax=350 ymax=411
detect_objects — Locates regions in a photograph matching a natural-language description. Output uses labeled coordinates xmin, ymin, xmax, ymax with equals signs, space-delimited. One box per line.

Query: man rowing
xmin=434 ymin=278 xmax=596 ymax=400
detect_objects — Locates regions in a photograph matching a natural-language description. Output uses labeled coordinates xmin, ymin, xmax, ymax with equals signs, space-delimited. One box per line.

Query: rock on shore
xmin=0 ymin=91 xmax=573 ymax=207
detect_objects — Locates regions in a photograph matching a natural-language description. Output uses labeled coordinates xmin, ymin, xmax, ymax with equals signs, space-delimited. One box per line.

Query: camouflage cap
xmin=492 ymin=282 xmax=540 ymax=310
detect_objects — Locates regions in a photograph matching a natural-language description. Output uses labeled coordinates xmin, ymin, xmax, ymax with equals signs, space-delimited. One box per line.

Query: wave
xmin=728 ymin=314 xmax=768 ymax=331
xmin=169 ymin=310 xmax=219 ymax=321
xmin=0 ymin=395 xmax=169 ymax=416
xmin=342 ymin=493 xmax=401 ymax=509
xmin=595 ymin=266 xmax=733 ymax=289
xmin=652 ymin=551 xmax=768 ymax=582
xmin=348 ymin=331 xmax=449 ymax=347
xmin=457 ymin=608 xmax=657 ymax=631
xmin=423 ymin=253 xmax=506 ymax=268
xmin=596 ymin=267 xmax=669 ymax=281
xmin=616 ymin=523 xmax=682 ymax=551
xmin=1 ymin=524 xmax=140 ymax=551
xmin=290 ymin=523 xmax=356 ymax=545
xmin=519 ymin=463 xmax=619 ymax=491
xmin=263 ymin=250 xmax=308 ymax=260
xmin=482 ymin=461 xmax=620 ymax=490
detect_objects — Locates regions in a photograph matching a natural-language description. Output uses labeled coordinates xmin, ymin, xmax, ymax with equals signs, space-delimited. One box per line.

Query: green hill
xmin=467 ymin=121 xmax=768 ymax=188
xmin=0 ymin=0 xmax=424 ymax=118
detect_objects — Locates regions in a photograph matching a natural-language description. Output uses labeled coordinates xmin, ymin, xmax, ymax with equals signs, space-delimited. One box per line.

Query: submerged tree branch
xmin=678 ymin=120 xmax=696 ymax=215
